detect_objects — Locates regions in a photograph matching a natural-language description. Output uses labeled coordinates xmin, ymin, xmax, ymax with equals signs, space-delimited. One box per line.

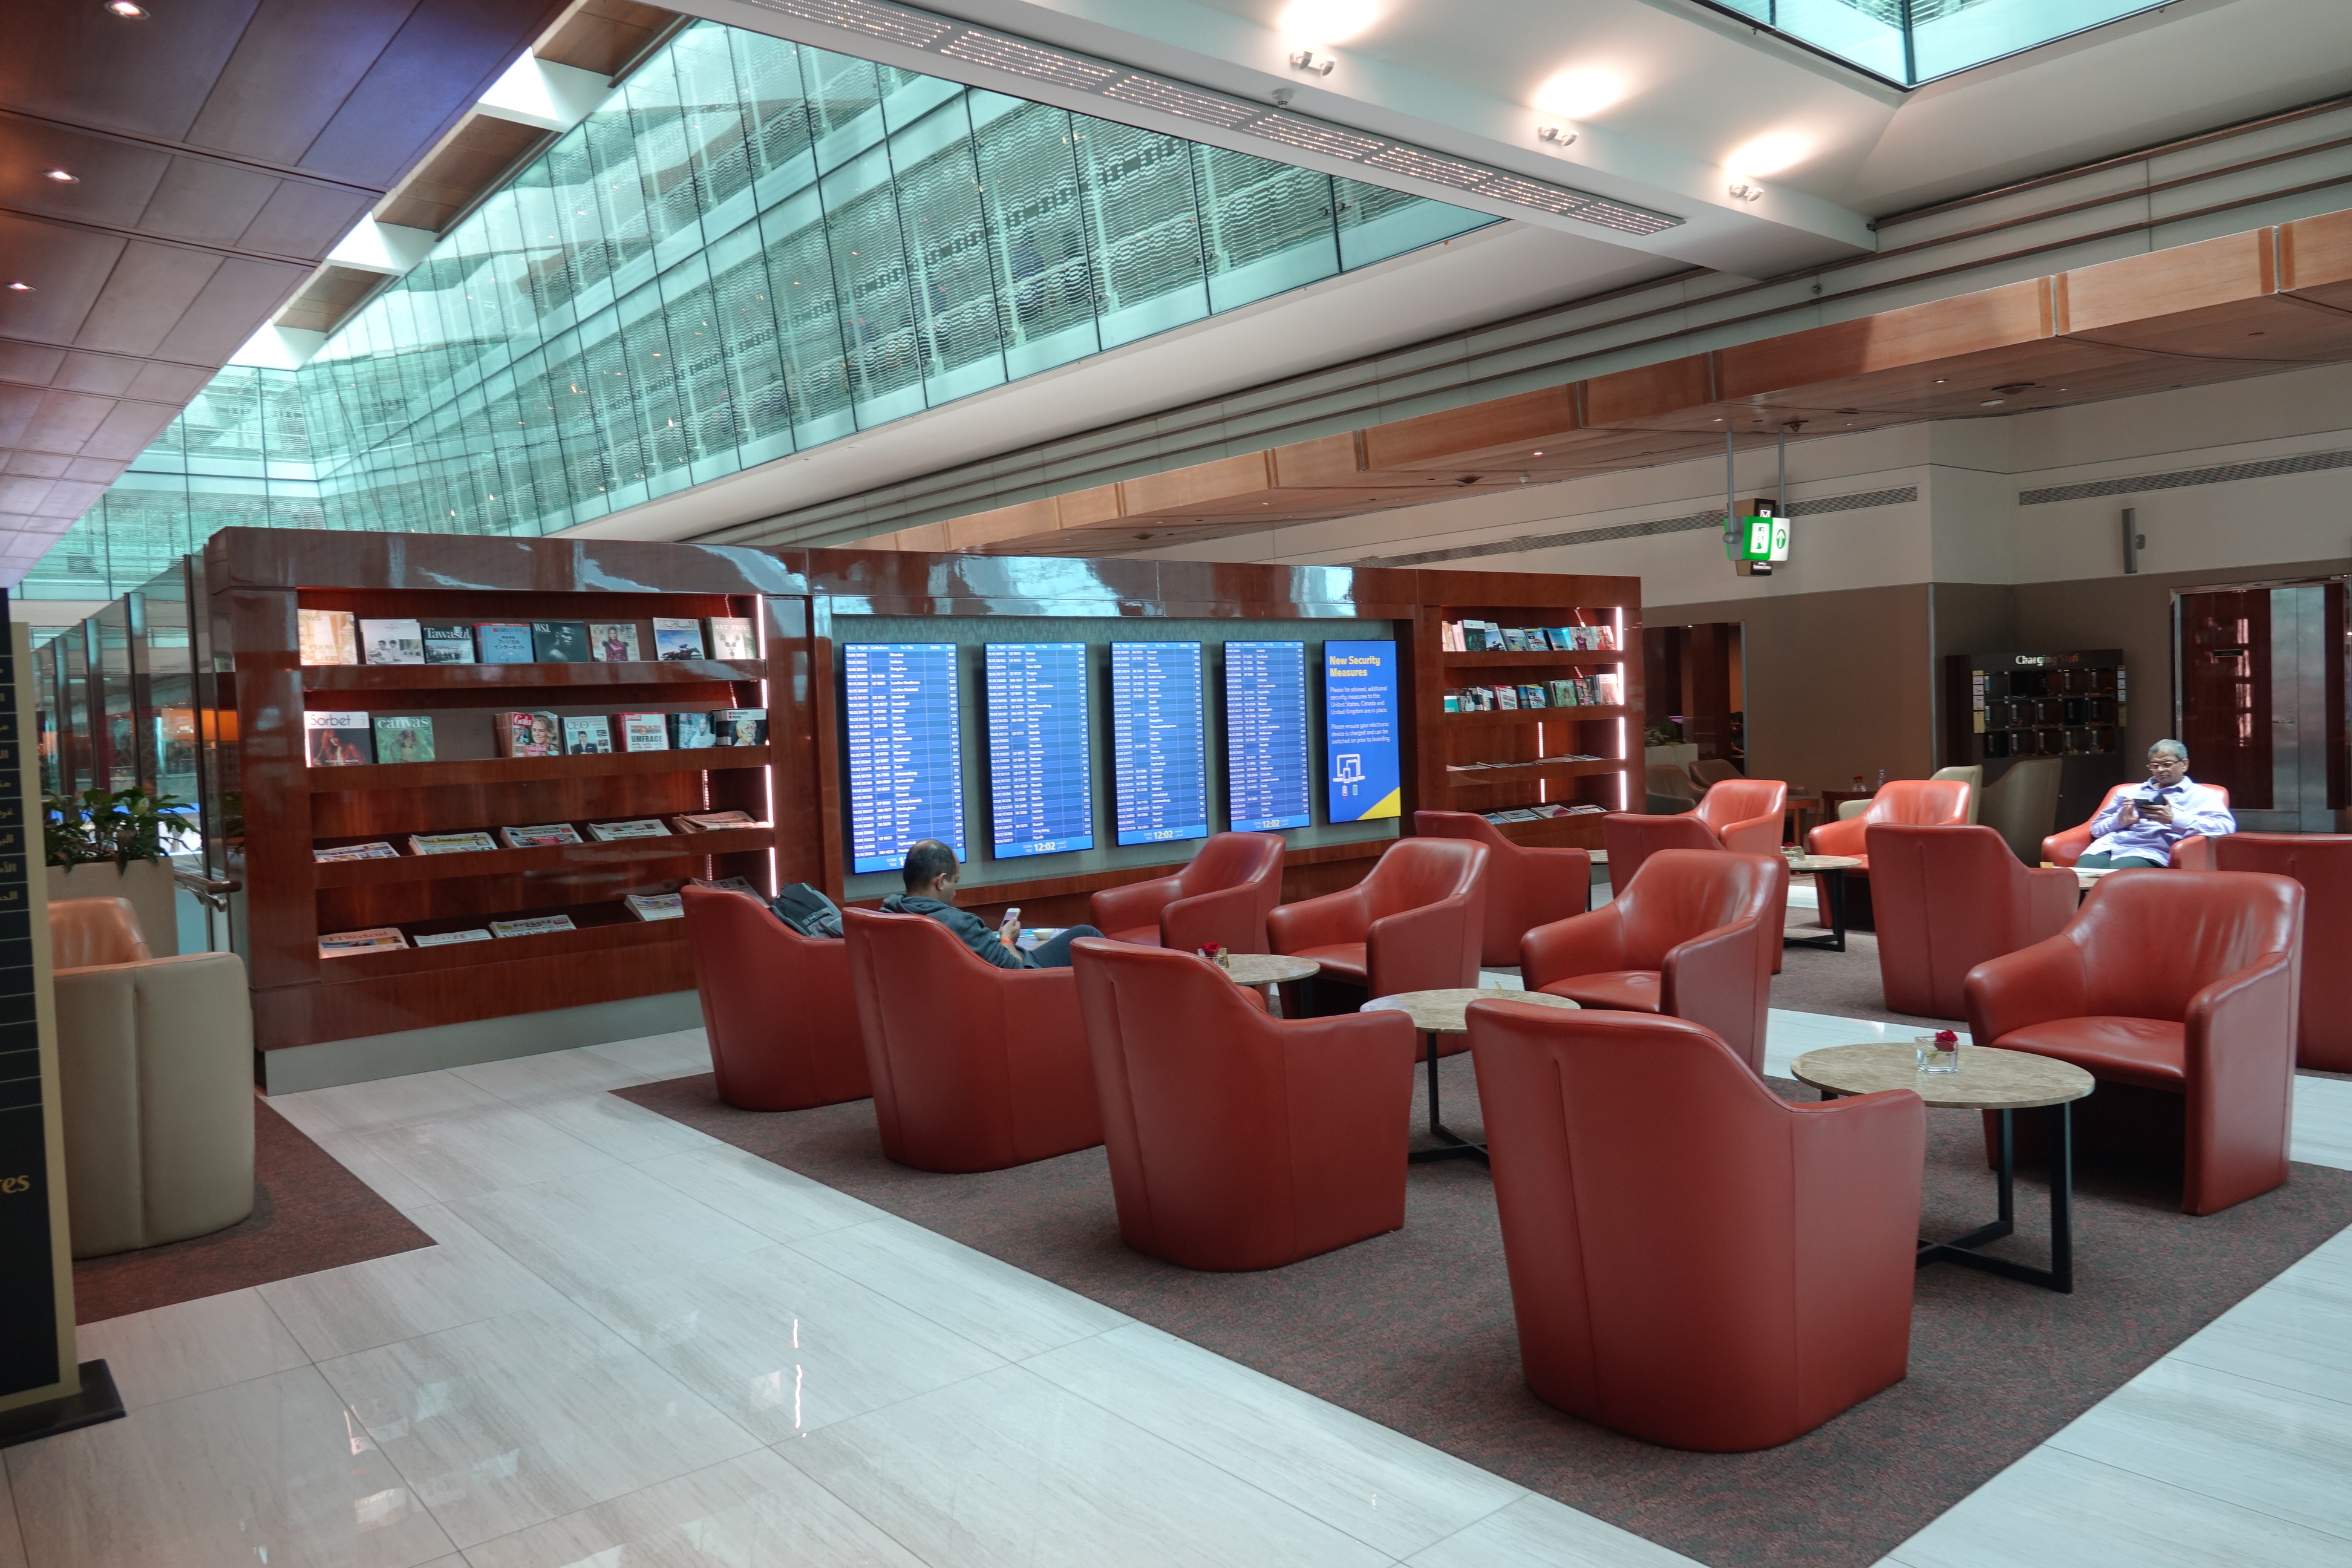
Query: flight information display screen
xmin=984 ymin=642 xmax=1094 ymax=860
xmin=1222 ymin=641 xmax=1312 ymax=832
xmin=1325 ymin=639 xmax=1402 ymax=822
xmin=1110 ymin=642 xmax=1209 ymax=847
xmin=842 ymin=643 xmax=965 ymax=874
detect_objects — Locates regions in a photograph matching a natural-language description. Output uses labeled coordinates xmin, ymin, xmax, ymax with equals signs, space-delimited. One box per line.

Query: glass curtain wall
xmin=1705 ymin=0 xmax=2170 ymax=84
xmin=24 ymin=21 xmax=1492 ymax=602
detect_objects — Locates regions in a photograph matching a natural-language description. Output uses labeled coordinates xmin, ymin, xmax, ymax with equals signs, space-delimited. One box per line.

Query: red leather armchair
xmin=1518 ymin=849 xmax=1784 ymax=1074
xmin=1867 ymin=824 xmax=2075 ymax=1021
xmin=682 ymin=885 xmax=871 ymax=1111
xmin=1070 ymin=938 xmax=1417 ymax=1269
xmin=2043 ymin=783 xmax=2232 ymax=868
xmin=1962 ymin=870 xmax=2302 ymax=1215
xmin=844 ymin=907 xmax=1103 ymax=1172
xmin=1601 ymin=777 xmax=1788 ymax=893
xmin=1465 ymin=1004 xmax=1924 ymax=1452
xmin=1089 ymin=831 xmax=1284 ymax=953
xmin=1414 ymin=811 xmax=1591 ymax=967
xmin=2215 ymin=834 xmax=2352 ymax=1071
xmin=1807 ymin=779 xmax=1972 ymax=864
xmin=1267 ymin=837 xmax=1487 ymax=1019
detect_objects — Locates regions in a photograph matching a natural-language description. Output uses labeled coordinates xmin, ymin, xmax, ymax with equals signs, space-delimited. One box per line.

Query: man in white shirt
xmin=2079 ymin=738 xmax=2235 ymax=868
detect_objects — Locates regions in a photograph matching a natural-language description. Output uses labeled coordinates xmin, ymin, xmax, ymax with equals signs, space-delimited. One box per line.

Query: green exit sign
xmin=1724 ymin=514 xmax=1790 ymax=563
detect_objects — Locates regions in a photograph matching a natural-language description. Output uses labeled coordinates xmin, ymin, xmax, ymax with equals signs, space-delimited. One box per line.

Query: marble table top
xmin=1791 ymin=1042 xmax=2096 ymax=1111
xmin=1782 ymin=854 xmax=1863 ymax=873
xmin=1363 ymin=987 xmax=1580 ymax=1034
xmin=1218 ymin=953 xmax=1321 ymax=987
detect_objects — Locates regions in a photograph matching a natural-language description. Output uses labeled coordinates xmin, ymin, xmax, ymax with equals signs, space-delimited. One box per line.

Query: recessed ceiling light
xmin=105 ymin=1 xmax=146 ymax=15
xmin=1535 ymin=67 xmax=1627 ymax=119
xmin=4 ymin=281 xmax=30 ymax=292
xmin=1933 ymin=378 xmax=1947 ymax=384
xmin=42 ymin=169 xmax=78 ymax=184
xmin=1531 ymin=450 xmax=1543 ymax=456
xmin=1277 ymin=0 xmax=1377 ymax=42
xmin=1727 ymin=131 xmax=1812 ymax=177
xmin=1981 ymin=399 xmax=2006 ymax=407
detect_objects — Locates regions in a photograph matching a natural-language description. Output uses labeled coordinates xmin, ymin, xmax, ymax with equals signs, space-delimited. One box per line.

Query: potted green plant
xmin=45 ymin=785 xmax=188 ymax=955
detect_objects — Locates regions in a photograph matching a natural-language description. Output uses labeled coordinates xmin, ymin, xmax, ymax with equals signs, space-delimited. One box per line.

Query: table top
xmin=1783 ymin=854 xmax=1863 ymax=873
xmin=1790 ymin=1042 xmax=2096 ymax=1110
xmin=1363 ymin=987 xmax=1580 ymax=1033
xmin=1220 ymin=953 xmax=1321 ymax=986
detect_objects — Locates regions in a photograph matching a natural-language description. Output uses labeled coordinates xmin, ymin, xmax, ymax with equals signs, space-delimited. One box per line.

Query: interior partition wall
xmin=23 ymin=18 xmax=1494 ymax=606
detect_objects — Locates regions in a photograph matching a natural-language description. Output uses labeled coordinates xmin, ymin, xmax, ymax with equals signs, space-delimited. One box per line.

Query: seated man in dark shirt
xmin=878 ymin=839 xmax=1100 ymax=969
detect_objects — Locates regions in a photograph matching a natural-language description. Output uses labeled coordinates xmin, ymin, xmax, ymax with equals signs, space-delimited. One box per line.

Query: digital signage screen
xmin=1324 ymin=639 xmax=1401 ymax=822
xmin=1110 ymin=642 xmax=1209 ymax=847
xmin=984 ymin=642 xmax=1094 ymax=860
xmin=1222 ymin=641 xmax=1312 ymax=832
xmin=842 ymin=642 xmax=965 ymax=874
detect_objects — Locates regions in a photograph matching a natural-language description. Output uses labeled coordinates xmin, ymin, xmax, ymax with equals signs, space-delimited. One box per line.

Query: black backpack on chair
xmin=768 ymin=882 xmax=844 ymax=939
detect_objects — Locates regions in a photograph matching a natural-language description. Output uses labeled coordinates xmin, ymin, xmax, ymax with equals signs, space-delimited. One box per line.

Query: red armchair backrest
xmin=2053 ymin=871 xmax=2304 ymax=1021
xmin=1694 ymin=779 xmax=1787 ymax=840
xmin=844 ymin=906 xmax=1100 ymax=1171
xmin=1612 ymin=848 xmax=1783 ymax=971
xmin=1175 ymin=830 xmax=1284 ymax=947
xmin=1414 ymin=811 xmax=1593 ymax=967
xmin=1866 ymin=779 xmax=1971 ymax=828
xmin=1864 ymin=824 xmax=2074 ymax=1021
xmin=682 ymin=885 xmax=869 ymax=1111
xmin=1601 ymin=812 xmax=1720 ymax=894
xmin=1360 ymin=835 xmax=1486 ymax=922
xmin=2215 ymin=833 xmax=2352 ymax=1069
xmin=1463 ymin=1002 xmax=1924 ymax=1451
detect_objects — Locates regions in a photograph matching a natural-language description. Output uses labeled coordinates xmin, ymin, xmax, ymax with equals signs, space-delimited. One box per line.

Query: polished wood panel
xmin=2281 ymin=209 xmax=2352 ymax=311
xmin=1362 ymin=385 xmax=1578 ymax=472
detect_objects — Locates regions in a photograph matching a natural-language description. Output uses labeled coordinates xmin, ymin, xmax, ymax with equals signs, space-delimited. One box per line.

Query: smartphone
xmin=1002 ymin=906 xmax=1021 ymax=929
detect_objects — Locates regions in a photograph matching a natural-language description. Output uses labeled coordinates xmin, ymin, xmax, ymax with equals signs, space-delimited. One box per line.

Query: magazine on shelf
xmin=623 ymin=892 xmax=685 ymax=921
xmin=304 ymin=710 xmax=371 ymax=766
xmin=711 ymin=708 xmax=766 ymax=745
xmin=408 ymin=831 xmax=497 ymax=855
xmin=298 ymin=609 xmax=359 ymax=665
xmin=668 ymin=710 xmax=716 ymax=749
xmin=497 ymin=823 xmax=584 ymax=849
xmin=474 ymin=622 xmax=534 ymax=662
xmin=1517 ymin=684 xmax=1547 ymax=708
xmin=589 ymin=622 xmax=642 ymax=662
xmin=489 ymin=914 xmax=577 ymax=938
xmin=619 ymin=713 xmax=669 ymax=751
xmin=561 ymin=714 xmax=613 ymax=755
xmin=531 ymin=621 xmax=590 ymax=662
xmin=587 ymin=818 xmax=670 ymax=841
xmin=494 ymin=710 xmax=562 ymax=757
xmin=705 ymin=616 xmax=757 ymax=659
xmin=691 ymin=875 xmax=759 ymax=895
xmin=319 ymin=926 xmax=407 ymax=957
xmin=358 ymin=618 xmax=424 ymax=665
xmin=422 ymin=621 xmax=475 ymax=664
xmin=413 ymin=929 xmax=494 ymax=947
xmin=1595 ymin=673 xmax=1624 ymax=704
xmin=651 ymin=617 xmax=705 ymax=661
xmin=313 ymin=841 xmax=398 ymax=862
xmin=372 ymin=714 xmax=434 ymax=763
xmin=673 ymin=808 xmax=758 ymax=832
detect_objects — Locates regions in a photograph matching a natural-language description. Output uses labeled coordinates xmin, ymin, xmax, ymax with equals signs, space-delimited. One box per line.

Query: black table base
xmin=1783 ymin=866 xmax=1849 ymax=953
xmin=1408 ymin=1029 xmax=1488 ymax=1166
xmin=1915 ymin=1102 xmax=2074 ymax=1292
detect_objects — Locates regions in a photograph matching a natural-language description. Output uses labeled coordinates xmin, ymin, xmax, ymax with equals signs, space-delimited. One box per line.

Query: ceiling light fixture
xmin=42 ymin=169 xmax=78 ymax=183
xmin=1287 ymin=48 xmax=1334 ymax=75
xmin=1535 ymin=124 xmax=1576 ymax=146
xmin=105 ymin=1 xmax=146 ymax=15
xmin=1726 ymin=131 xmax=1812 ymax=177
xmin=1277 ymin=0 xmax=1378 ymax=42
xmin=4 ymin=281 xmax=30 ymax=292
xmin=1727 ymin=182 xmax=1763 ymax=202
xmin=1535 ymin=67 xmax=1626 ymax=119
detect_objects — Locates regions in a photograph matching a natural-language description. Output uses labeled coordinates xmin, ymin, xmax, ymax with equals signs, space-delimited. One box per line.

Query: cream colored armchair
xmin=51 ymin=897 xmax=255 ymax=1259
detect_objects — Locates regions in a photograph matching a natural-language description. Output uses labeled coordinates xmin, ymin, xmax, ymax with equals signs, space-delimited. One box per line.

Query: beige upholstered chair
xmin=1932 ymin=765 xmax=1985 ymax=823
xmin=1981 ymin=759 xmax=2063 ymax=864
xmin=51 ymin=899 xmax=255 ymax=1259
xmin=1689 ymin=759 xmax=1744 ymax=789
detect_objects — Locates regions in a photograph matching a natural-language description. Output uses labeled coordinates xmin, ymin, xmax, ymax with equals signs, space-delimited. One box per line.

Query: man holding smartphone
xmin=880 ymin=839 xmax=1101 ymax=967
xmin=2077 ymin=738 xmax=2235 ymax=868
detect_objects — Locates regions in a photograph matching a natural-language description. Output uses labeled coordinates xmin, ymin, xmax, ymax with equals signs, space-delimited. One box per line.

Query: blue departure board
xmin=984 ymin=643 xmax=1094 ymax=859
xmin=842 ymin=643 xmax=965 ymax=874
xmin=1111 ymin=642 xmax=1209 ymax=846
xmin=1223 ymin=641 xmax=1312 ymax=832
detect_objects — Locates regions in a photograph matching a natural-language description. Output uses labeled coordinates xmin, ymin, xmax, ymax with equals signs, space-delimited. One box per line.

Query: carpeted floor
xmin=71 ymin=1097 xmax=433 ymax=1325
xmin=616 ymin=1059 xmax=2352 ymax=1568
xmin=1771 ymin=913 xmax=1962 ymax=1027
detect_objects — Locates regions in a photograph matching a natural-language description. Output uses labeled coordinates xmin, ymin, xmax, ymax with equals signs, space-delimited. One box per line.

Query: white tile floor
xmin=8 ymin=1014 xmax=2352 ymax=1568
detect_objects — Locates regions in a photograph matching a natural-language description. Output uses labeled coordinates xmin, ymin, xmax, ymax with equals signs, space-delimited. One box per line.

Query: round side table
xmin=1792 ymin=1042 xmax=2095 ymax=1293
xmin=1781 ymin=854 xmax=1863 ymax=953
xmin=1362 ymin=988 xmax=1579 ymax=1165
xmin=1214 ymin=953 xmax=1319 ymax=1013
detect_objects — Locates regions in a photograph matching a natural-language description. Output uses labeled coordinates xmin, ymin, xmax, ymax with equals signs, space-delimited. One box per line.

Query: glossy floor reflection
xmin=6 ymin=1016 xmax=2351 ymax=1568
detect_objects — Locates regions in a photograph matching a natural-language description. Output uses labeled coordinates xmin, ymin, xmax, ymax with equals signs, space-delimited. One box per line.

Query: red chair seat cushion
xmin=1994 ymin=1016 xmax=2187 ymax=1091
xmin=1106 ymin=926 xmax=1161 ymax=947
xmin=1541 ymin=970 xmax=1662 ymax=1013
xmin=1292 ymin=944 xmax=1368 ymax=987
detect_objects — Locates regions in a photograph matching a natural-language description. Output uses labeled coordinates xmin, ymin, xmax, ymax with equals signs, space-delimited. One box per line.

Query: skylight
xmin=1703 ymin=0 xmax=2172 ymax=87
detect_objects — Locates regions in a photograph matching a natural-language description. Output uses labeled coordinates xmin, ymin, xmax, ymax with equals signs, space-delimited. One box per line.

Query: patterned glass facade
xmin=25 ymin=20 xmax=1493 ymax=602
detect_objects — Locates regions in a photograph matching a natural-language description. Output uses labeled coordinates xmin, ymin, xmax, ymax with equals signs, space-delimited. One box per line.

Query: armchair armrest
xmin=1962 ymin=934 xmax=2088 ymax=1045
xmin=1809 ymin=814 xmax=1868 ymax=856
xmin=1366 ymin=893 xmax=1478 ymax=996
xmin=2042 ymin=823 xmax=2094 ymax=867
xmin=1520 ymin=906 xmax=1629 ymax=992
xmin=2024 ymin=864 xmax=2078 ymax=941
xmin=1717 ymin=814 xmax=1783 ymax=855
xmin=1268 ymin=885 xmax=1367 ymax=953
xmin=1660 ymin=919 xmax=1765 ymax=1060
xmin=1791 ymin=1087 xmax=1927 ymax=1292
xmin=1089 ymin=874 xmax=1179 ymax=935
xmin=2171 ymin=835 xmax=2216 ymax=870
xmin=1526 ymin=845 xmax=1596 ymax=914
xmin=2181 ymin=946 xmax=2297 ymax=1213
xmin=1160 ymin=880 xmax=1267 ymax=954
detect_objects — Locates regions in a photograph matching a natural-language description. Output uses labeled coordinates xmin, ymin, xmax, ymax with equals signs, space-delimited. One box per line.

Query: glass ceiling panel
xmin=1704 ymin=0 xmax=2169 ymax=85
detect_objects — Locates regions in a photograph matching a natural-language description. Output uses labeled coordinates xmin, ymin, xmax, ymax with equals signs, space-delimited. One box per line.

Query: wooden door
xmin=2178 ymin=589 xmax=2272 ymax=809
